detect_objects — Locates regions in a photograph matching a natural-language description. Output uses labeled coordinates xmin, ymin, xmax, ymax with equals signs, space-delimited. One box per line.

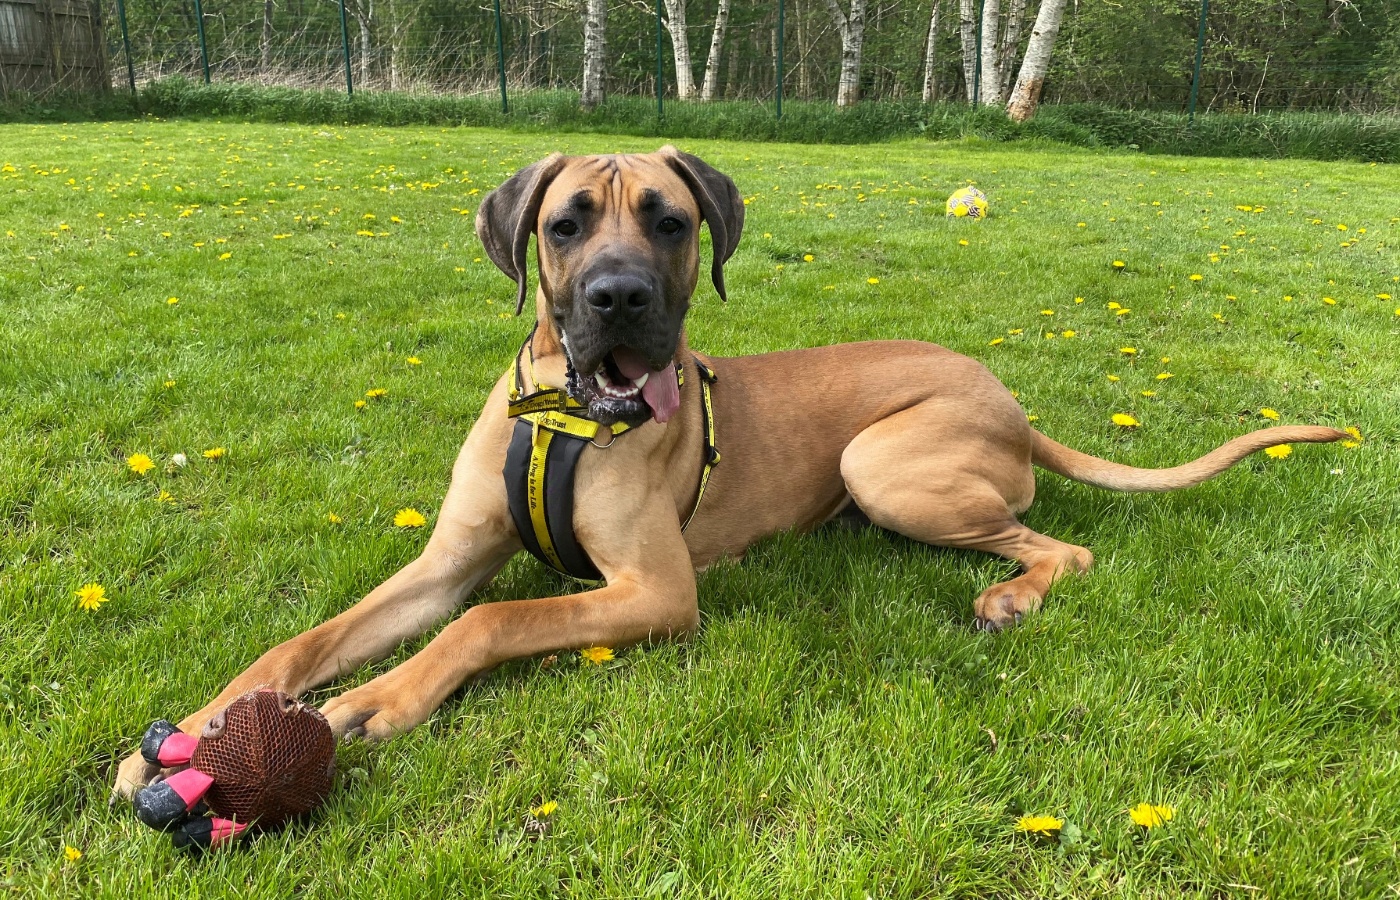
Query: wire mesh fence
xmin=19 ymin=0 xmax=1399 ymax=113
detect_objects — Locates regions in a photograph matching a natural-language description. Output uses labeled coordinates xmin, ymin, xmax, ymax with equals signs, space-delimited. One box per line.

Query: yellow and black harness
xmin=503 ymin=335 xmax=720 ymax=582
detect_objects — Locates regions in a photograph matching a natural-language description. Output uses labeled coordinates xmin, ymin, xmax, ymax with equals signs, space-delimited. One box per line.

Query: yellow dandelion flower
xmin=218 ymin=252 xmax=231 ymax=261
xmin=580 ymin=646 xmax=614 ymax=664
xmin=1189 ymin=274 xmax=1203 ymax=282
xmin=394 ymin=508 xmax=427 ymax=528
xmin=1041 ymin=309 xmax=1054 ymax=316
xmin=167 ymin=296 xmax=179 ymax=305
xmin=1120 ymin=347 xmax=1137 ymax=355
xmin=1115 ymin=308 xmax=1132 ymax=316
xmin=1112 ymin=260 xmax=1126 ymax=269
xmin=1112 ymin=413 xmax=1140 ymax=428
xmin=1156 ymin=372 xmax=1173 ymax=380
xmin=157 ymin=490 xmax=174 ymax=503
xmin=75 ymin=583 xmax=107 ymax=612
xmin=988 ymin=337 xmax=1005 ymax=346
xmin=406 ymin=356 xmax=422 ymax=366
xmin=867 ymin=277 xmax=880 ymax=285
xmin=803 ymin=254 xmax=814 ymax=262
xmin=958 ymin=239 xmax=969 ymax=246
xmin=64 ymin=846 xmax=82 ymax=862
xmin=202 ymin=447 xmax=225 ymax=460
xmin=1160 ymin=356 xmax=1171 ymax=364
xmin=1061 ymin=330 xmax=1076 ymax=338
xmin=1141 ymin=390 xmax=1156 ymax=397
xmin=366 ymin=388 xmax=387 ymax=399
xmin=531 ymin=800 xmax=558 ymax=818
xmin=1129 ymin=803 xmax=1174 ymax=828
xmin=1015 ymin=815 xmax=1063 ymax=837
xmin=1378 ymin=293 xmax=1392 ymax=301
xmin=1008 ymin=329 xmax=1024 ymax=335
xmin=163 ymin=379 xmax=176 ymax=388
xmin=1264 ymin=444 xmax=1292 ymax=459
xmin=1107 ymin=302 xmax=1122 ymax=310
xmin=1259 ymin=408 xmax=1280 ymax=420
xmin=1343 ymin=426 xmax=1362 ymax=446
xmin=127 ymin=453 xmax=155 ymax=476
xmin=1107 ymin=374 xmax=1120 ymax=382
xmin=1074 ymin=296 xmax=1085 ymax=304
xmin=327 ymin=512 xmax=342 ymax=524
xmin=354 ymin=399 xmax=367 ymax=410
xmin=1323 ymin=297 xmax=1336 ymax=306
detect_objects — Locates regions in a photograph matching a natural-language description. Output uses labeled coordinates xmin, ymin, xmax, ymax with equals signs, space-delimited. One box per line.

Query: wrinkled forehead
xmin=539 ymin=154 xmax=699 ymax=224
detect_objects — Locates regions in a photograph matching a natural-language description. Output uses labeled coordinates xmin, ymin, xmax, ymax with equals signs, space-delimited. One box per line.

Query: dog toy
xmin=132 ymin=689 xmax=336 ymax=850
xmin=946 ymin=186 xmax=989 ymax=219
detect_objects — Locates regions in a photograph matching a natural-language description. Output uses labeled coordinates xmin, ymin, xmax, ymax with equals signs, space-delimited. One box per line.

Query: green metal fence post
xmin=116 ymin=0 xmax=136 ymax=95
xmin=972 ymin=1 xmax=981 ymax=110
xmin=493 ymin=0 xmax=507 ymax=113
xmin=192 ymin=0 xmax=210 ymax=83
xmin=338 ymin=0 xmax=353 ymax=96
xmin=655 ymin=0 xmax=664 ymax=120
xmin=776 ymin=0 xmax=784 ymax=119
xmin=1188 ymin=0 xmax=1208 ymax=124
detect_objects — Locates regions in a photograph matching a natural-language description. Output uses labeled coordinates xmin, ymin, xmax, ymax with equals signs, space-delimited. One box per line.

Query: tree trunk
xmin=977 ymin=0 xmax=1001 ymax=105
xmin=662 ymin=0 xmax=694 ymax=99
xmin=822 ymin=0 xmax=867 ymax=106
xmin=581 ymin=0 xmax=607 ymax=109
xmin=356 ymin=1 xmax=372 ymax=86
xmin=1005 ymin=0 xmax=1065 ymax=121
xmin=387 ymin=0 xmax=399 ymax=90
xmin=699 ymin=0 xmax=730 ymax=101
xmin=260 ymin=0 xmax=274 ymax=77
xmin=958 ymin=0 xmax=976 ymax=101
xmin=921 ymin=0 xmax=940 ymax=102
xmin=998 ymin=0 xmax=1025 ymax=99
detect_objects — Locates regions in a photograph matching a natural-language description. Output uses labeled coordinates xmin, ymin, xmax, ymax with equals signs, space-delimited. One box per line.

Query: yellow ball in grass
xmin=946 ymin=187 xmax=989 ymax=219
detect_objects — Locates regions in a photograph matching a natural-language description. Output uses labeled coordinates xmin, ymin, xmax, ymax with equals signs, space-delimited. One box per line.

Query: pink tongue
xmin=611 ymin=347 xmax=680 ymax=424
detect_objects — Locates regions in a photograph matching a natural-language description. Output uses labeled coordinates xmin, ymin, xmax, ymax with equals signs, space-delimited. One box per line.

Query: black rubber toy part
xmin=140 ymin=720 xmax=182 ymax=766
xmin=133 ymin=781 xmax=191 ymax=831
xmin=172 ymin=817 xmax=214 ymax=851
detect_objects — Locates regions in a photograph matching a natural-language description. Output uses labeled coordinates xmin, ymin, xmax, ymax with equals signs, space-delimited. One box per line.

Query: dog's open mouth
xmin=567 ymin=345 xmax=680 ymax=426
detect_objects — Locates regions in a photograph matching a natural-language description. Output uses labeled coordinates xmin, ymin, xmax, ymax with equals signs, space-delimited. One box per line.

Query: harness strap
xmin=502 ymin=334 xmax=719 ymax=582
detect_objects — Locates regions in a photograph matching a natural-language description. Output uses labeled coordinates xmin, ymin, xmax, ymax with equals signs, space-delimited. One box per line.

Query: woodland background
xmin=103 ymin=0 xmax=1400 ymax=113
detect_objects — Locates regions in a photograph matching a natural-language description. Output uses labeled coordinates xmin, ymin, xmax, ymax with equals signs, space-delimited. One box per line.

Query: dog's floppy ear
xmin=660 ymin=146 xmax=745 ymax=302
xmin=475 ymin=153 xmax=568 ymax=315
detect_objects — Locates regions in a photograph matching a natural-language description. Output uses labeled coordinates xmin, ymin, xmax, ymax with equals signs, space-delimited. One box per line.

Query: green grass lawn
xmin=2 ymin=122 xmax=1398 ymax=898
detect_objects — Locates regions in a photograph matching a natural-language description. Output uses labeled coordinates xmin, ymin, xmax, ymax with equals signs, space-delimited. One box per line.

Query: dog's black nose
xmin=585 ymin=274 xmax=653 ymax=325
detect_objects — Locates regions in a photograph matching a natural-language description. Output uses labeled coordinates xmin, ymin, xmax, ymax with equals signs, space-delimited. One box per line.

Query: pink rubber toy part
xmin=164 ymin=767 xmax=215 ymax=809
xmin=209 ymin=818 xmax=247 ymax=847
xmin=157 ymin=732 xmax=198 ymax=766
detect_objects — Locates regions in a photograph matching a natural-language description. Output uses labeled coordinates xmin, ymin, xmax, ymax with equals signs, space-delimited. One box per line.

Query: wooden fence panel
xmin=0 ymin=0 xmax=108 ymax=97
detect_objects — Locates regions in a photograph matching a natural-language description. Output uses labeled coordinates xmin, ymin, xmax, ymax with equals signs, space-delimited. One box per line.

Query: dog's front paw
xmin=111 ymin=751 xmax=159 ymax=804
xmin=972 ymin=580 xmax=1044 ymax=632
xmin=320 ymin=688 xmax=418 ymax=743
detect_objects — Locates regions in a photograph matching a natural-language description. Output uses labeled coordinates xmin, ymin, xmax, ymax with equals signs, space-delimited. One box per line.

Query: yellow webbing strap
xmin=680 ymin=359 xmax=720 ymax=533
xmin=524 ymin=426 xmax=569 ymax=573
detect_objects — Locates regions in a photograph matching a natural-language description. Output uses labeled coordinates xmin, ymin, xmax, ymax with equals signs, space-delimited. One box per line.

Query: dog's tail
xmin=1029 ymin=426 xmax=1348 ymax=493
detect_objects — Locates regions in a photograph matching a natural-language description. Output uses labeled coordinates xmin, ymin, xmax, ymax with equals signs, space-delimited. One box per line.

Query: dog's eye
xmin=552 ymin=220 xmax=579 ymax=238
xmin=658 ymin=217 xmax=684 ymax=236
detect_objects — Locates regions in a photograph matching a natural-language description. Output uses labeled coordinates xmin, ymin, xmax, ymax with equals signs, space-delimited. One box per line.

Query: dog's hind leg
xmin=839 ymin=401 xmax=1092 ymax=632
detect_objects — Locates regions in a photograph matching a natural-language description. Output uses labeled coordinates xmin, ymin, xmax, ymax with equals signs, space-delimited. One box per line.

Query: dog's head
xmin=476 ymin=146 xmax=743 ymax=425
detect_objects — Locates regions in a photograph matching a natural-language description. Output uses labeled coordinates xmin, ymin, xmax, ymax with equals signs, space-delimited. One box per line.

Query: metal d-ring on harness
xmin=502 ymin=331 xmax=720 ymax=582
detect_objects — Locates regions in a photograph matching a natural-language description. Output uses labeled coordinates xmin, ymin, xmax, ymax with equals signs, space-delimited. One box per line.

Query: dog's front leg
xmin=320 ymin=502 xmax=698 ymax=741
xmin=112 ymin=429 xmax=520 ymax=800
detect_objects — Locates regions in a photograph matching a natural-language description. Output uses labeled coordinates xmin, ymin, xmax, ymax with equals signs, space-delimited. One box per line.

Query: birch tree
xmin=921 ymin=0 xmax=941 ymax=102
xmin=1005 ymin=0 xmax=1066 ymax=121
xmin=581 ymin=0 xmax=607 ymax=109
xmin=958 ymin=0 xmax=976 ymax=101
xmin=821 ymin=0 xmax=867 ymax=106
xmin=660 ymin=0 xmax=695 ymax=99
xmin=997 ymin=0 xmax=1026 ymax=98
xmin=699 ymin=0 xmax=730 ymax=102
xmin=977 ymin=0 xmax=1001 ymax=105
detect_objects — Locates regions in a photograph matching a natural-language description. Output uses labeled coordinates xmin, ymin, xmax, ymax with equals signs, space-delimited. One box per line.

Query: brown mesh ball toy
xmin=132 ymin=690 xmax=336 ymax=850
